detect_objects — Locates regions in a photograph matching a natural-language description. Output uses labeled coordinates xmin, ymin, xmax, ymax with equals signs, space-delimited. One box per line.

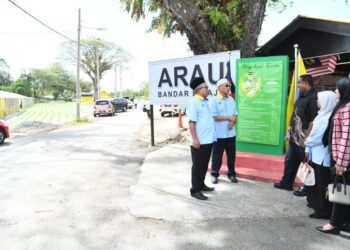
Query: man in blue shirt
xmin=210 ymin=78 xmax=238 ymax=184
xmin=188 ymin=77 xmax=216 ymax=200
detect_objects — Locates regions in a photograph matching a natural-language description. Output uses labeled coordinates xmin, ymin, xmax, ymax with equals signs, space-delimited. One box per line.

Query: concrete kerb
xmin=127 ymin=144 xmax=309 ymax=222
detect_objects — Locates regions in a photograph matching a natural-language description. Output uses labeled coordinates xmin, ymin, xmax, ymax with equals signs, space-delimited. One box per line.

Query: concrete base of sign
xmin=210 ymin=152 xmax=302 ymax=187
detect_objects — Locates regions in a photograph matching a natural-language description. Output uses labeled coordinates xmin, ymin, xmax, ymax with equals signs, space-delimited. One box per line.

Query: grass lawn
xmin=6 ymin=102 xmax=94 ymax=130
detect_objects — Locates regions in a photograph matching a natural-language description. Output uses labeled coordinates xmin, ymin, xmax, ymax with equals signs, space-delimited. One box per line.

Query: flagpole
xmin=294 ymin=44 xmax=299 ymax=103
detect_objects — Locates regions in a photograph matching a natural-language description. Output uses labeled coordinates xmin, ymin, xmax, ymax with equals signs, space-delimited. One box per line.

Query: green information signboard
xmin=236 ymin=56 xmax=289 ymax=155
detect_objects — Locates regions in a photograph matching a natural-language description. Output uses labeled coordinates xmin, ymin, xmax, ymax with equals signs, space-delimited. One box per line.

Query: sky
xmin=0 ymin=0 xmax=349 ymax=92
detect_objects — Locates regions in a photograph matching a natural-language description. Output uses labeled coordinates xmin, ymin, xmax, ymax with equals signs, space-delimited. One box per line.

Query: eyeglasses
xmin=224 ymin=84 xmax=231 ymax=88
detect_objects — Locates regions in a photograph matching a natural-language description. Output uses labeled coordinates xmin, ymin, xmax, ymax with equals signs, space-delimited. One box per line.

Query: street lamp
xmin=119 ymin=64 xmax=122 ymax=97
xmin=114 ymin=65 xmax=117 ymax=98
xmin=75 ymin=9 xmax=106 ymax=121
xmin=76 ymin=8 xmax=81 ymax=121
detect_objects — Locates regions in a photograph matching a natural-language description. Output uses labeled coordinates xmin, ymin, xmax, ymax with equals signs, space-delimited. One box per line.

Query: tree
xmin=48 ymin=64 xmax=75 ymax=100
xmin=80 ymin=80 xmax=94 ymax=92
xmin=119 ymin=0 xmax=293 ymax=57
xmin=10 ymin=72 xmax=33 ymax=97
xmin=139 ymin=81 xmax=149 ymax=98
xmin=30 ymin=68 xmax=50 ymax=99
xmin=29 ymin=64 xmax=75 ymax=99
xmin=0 ymin=58 xmax=12 ymax=86
xmin=60 ymin=37 xmax=132 ymax=100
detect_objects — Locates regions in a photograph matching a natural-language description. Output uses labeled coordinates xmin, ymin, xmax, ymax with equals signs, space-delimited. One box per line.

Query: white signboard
xmin=148 ymin=51 xmax=241 ymax=104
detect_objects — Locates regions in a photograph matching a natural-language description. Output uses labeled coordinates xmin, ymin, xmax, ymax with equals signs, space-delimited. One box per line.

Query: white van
xmin=159 ymin=104 xmax=186 ymax=117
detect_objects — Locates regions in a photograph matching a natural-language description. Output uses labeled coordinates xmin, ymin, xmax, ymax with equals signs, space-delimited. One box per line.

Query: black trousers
xmin=280 ymin=142 xmax=304 ymax=186
xmin=306 ymin=162 xmax=332 ymax=214
xmin=190 ymin=143 xmax=213 ymax=193
xmin=330 ymin=204 xmax=350 ymax=227
xmin=330 ymin=173 xmax=350 ymax=227
xmin=211 ymin=137 xmax=236 ymax=177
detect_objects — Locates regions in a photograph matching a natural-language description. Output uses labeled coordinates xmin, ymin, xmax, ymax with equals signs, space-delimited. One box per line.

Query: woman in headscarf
xmin=305 ymin=91 xmax=337 ymax=219
xmin=316 ymin=77 xmax=350 ymax=235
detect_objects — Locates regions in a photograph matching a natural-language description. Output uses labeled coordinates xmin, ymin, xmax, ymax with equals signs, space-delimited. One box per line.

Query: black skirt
xmin=306 ymin=162 xmax=332 ymax=214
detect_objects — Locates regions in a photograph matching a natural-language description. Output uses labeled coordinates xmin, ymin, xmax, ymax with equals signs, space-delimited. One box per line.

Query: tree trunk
xmin=238 ymin=0 xmax=267 ymax=57
xmin=93 ymin=79 xmax=98 ymax=101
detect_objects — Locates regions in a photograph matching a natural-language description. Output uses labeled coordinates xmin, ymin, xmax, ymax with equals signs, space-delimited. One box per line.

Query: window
xmin=96 ymin=100 xmax=109 ymax=105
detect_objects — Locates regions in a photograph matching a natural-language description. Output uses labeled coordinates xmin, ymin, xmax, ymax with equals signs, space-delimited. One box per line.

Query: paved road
xmin=0 ymin=110 xmax=152 ymax=249
xmin=0 ymin=110 xmax=349 ymax=250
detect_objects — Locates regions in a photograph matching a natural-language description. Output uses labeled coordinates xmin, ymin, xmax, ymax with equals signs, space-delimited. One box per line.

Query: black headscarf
xmin=322 ymin=77 xmax=350 ymax=147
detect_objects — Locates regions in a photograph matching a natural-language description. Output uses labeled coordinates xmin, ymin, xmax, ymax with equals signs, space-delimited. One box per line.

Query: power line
xmin=7 ymin=0 xmax=76 ymax=43
xmin=0 ymin=31 xmax=75 ymax=35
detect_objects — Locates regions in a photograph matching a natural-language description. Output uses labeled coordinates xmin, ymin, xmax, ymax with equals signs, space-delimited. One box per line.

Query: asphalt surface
xmin=0 ymin=109 xmax=349 ymax=249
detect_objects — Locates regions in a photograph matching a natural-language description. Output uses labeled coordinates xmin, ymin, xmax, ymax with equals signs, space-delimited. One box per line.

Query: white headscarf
xmin=311 ymin=91 xmax=337 ymax=134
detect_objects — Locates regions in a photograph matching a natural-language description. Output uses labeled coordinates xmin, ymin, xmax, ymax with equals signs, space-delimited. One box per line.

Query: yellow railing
xmin=0 ymin=97 xmax=34 ymax=119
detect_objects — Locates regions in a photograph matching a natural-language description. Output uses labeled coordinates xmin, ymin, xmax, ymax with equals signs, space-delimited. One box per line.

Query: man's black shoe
xmin=228 ymin=176 xmax=238 ymax=183
xmin=293 ymin=187 xmax=306 ymax=197
xmin=211 ymin=175 xmax=218 ymax=184
xmin=273 ymin=182 xmax=293 ymax=191
xmin=191 ymin=191 xmax=208 ymax=200
xmin=342 ymin=223 xmax=350 ymax=233
xmin=202 ymin=185 xmax=215 ymax=192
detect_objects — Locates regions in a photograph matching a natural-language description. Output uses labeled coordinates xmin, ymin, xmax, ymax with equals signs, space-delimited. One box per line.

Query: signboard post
xmin=236 ymin=56 xmax=289 ymax=155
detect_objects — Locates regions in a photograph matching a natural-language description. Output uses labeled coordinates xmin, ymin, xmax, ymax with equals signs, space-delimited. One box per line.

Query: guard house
xmin=257 ymin=15 xmax=350 ymax=89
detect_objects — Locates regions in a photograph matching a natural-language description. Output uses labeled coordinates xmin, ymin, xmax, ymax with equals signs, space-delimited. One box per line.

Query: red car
xmin=0 ymin=120 xmax=10 ymax=145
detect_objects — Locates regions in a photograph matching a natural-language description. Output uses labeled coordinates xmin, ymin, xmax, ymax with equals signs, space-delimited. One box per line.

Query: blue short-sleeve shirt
xmin=188 ymin=95 xmax=216 ymax=145
xmin=210 ymin=94 xmax=238 ymax=138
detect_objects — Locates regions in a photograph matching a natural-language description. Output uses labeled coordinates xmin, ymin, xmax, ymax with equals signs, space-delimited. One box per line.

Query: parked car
xmin=123 ymin=96 xmax=135 ymax=102
xmin=93 ymin=99 xmax=115 ymax=117
xmin=159 ymin=104 xmax=186 ymax=117
xmin=111 ymin=98 xmax=128 ymax=112
xmin=0 ymin=120 xmax=10 ymax=145
xmin=127 ymin=99 xmax=134 ymax=109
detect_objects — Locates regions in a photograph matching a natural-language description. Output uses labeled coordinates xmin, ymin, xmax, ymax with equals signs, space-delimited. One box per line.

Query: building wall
xmin=314 ymin=74 xmax=345 ymax=91
xmin=0 ymin=97 xmax=34 ymax=119
xmin=81 ymin=96 xmax=94 ymax=103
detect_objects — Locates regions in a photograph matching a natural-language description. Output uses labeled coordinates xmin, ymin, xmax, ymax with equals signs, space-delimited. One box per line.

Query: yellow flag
xmin=285 ymin=53 xmax=307 ymax=146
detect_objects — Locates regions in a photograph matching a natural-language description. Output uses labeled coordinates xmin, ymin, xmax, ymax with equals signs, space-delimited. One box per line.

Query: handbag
xmin=328 ymin=174 xmax=350 ymax=205
xmin=296 ymin=160 xmax=315 ymax=186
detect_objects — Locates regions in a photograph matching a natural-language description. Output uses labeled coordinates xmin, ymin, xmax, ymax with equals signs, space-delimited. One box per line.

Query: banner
xmin=236 ymin=56 xmax=289 ymax=155
xmin=148 ymin=51 xmax=240 ymax=104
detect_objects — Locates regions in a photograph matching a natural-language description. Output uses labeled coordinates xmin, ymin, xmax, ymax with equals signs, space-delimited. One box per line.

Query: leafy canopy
xmin=120 ymin=0 xmax=286 ymax=47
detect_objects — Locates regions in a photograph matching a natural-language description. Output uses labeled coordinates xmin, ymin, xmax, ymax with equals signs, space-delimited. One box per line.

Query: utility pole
xmin=96 ymin=49 xmax=100 ymax=100
xmin=76 ymin=8 xmax=81 ymax=121
xmin=114 ymin=65 xmax=117 ymax=97
xmin=119 ymin=64 xmax=122 ymax=97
